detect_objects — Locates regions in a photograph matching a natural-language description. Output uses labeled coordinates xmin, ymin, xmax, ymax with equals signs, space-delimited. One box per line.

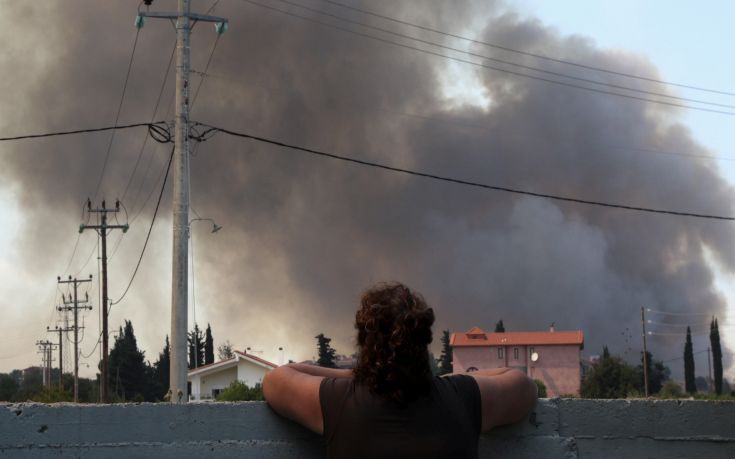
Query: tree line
xmin=0 ymin=320 xmax=233 ymax=403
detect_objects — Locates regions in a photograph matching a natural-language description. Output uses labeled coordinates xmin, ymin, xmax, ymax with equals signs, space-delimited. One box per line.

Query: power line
xmin=196 ymin=65 xmax=735 ymax=164
xmin=93 ymin=27 xmax=143 ymax=201
xmin=121 ymin=40 xmax=176 ymax=201
xmin=271 ymin=0 xmax=735 ymax=110
xmin=111 ymin=144 xmax=174 ymax=306
xmin=321 ymin=0 xmax=735 ymax=98
xmin=198 ymin=122 xmax=735 ymax=221
xmin=0 ymin=122 xmax=163 ymax=142
xmin=646 ymin=308 xmax=718 ymax=316
xmin=241 ymin=0 xmax=735 ymax=117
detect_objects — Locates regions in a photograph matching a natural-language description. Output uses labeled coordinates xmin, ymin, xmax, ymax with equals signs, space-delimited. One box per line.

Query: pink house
xmin=451 ymin=326 xmax=584 ymax=396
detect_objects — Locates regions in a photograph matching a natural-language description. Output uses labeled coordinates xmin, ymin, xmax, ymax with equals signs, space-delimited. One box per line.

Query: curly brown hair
xmin=353 ymin=282 xmax=435 ymax=404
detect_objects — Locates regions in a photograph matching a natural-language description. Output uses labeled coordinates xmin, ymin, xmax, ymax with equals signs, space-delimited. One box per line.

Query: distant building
xmin=451 ymin=326 xmax=584 ymax=396
xmin=187 ymin=350 xmax=277 ymax=401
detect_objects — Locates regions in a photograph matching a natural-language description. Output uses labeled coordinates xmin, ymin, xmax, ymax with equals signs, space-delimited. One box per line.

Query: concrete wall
xmin=1 ymin=399 xmax=733 ymax=458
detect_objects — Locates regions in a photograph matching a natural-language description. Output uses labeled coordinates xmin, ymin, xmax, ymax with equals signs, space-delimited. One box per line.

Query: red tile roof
xmin=451 ymin=328 xmax=584 ymax=347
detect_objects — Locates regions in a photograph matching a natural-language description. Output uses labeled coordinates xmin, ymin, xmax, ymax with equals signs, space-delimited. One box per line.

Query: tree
xmin=108 ymin=320 xmax=150 ymax=401
xmin=315 ymin=333 xmax=336 ymax=368
xmin=581 ymin=347 xmax=637 ymax=398
xmin=710 ymin=318 xmax=723 ymax=395
xmin=534 ymin=379 xmax=547 ymax=397
xmin=0 ymin=374 xmax=18 ymax=401
xmin=217 ymin=340 xmax=234 ymax=361
xmin=684 ymin=326 xmax=696 ymax=393
xmin=602 ymin=346 xmax=610 ymax=359
xmin=438 ymin=330 xmax=453 ymax=375
xmin=152 ymin=335 xmax=170 ymax=401
xmin=204 ymin=324 xmax=215 ymax=365
xmin=634 ymin=351 xmax=670 ymax=394
xmin=494 ymin=320 xmax=505 ymax=333
xmin=215 ymin=381 xmax=264 ymax=401
xmin=188 ymin=324 xmax=205 ymax=369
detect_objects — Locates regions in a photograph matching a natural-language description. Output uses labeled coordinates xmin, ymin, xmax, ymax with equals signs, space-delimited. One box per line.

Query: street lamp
xmin=189 ymin=218 xmax=222 ymax=235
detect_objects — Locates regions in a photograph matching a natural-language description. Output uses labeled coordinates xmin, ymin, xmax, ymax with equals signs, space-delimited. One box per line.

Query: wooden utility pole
xmin=79 ymin=199 xmax=128 ymax=403
xmin=137 ymin=0 xmax=228 ymax=404
xmin=57 ymin=275 xmax=92 ymax=402
xmin=641 ymin=306 xmax=649 ymax=397
xmin=47 ymin=324 xmax=73 ymax=391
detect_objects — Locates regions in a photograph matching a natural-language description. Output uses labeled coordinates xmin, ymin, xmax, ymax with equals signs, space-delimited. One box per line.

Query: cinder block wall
xmin=1 ymin=399 xmax=734 ymax=458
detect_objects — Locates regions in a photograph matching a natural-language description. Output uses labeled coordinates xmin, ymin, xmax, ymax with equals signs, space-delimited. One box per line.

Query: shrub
xmin=534 ymin=379 xmax=547 ymax=398
xmin=215 ymin=381 xmax=264 ymax=401
xmin=658 ymin=381 xmax=684 ymax=399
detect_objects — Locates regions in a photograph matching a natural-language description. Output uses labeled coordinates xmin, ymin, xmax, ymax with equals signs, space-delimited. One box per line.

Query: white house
xmin=187 ymin=350 xmax=277 ymax=401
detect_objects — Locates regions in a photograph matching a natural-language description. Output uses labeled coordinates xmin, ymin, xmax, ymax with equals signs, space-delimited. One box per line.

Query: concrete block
xmin=557 ymin=399 xmax=735 ymax=439
xmin=575 ymin=437 xmax=735 ymax=459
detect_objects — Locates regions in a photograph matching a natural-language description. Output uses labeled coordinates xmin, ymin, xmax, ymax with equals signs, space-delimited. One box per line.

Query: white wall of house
xmin=198 ymin=366 xmax=238 ymax=400
xmin=236 ymin=361 xmax=269 ymax=388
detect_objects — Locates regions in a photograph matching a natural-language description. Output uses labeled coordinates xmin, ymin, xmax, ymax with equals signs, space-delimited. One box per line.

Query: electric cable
xmin=321 ymin=0 xmax=735 ymax=97
xmin=197 ymin=122 xmax=735 ymax=221
xmin=111 ymin=143 xmax=175 ymax=306
xmin=0 ymin=122 xmax=165 ymax=142
xmin=121 ymin=40 xmax=176 ymax=201
xmin=240 ymin=0 xmax=735 ymax=116
xmin=646 ymin=308 xmax=718 ymax=316
xmin=93 ymin=28 xmax=143 ymax=201
xmin=271 ymin=0 xmax=735 ymax=110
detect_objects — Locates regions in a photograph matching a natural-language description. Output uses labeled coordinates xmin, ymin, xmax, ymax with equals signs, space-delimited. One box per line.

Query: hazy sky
xmin=0 ymin=0 xmax=732 ymax=383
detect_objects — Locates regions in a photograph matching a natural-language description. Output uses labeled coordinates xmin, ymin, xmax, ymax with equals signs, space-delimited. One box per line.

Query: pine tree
xmin=495 ymin=320 xmax=505 ymax=333
xmin=710 ymin=318 xmax=723 ymax=395
xmin=217 ymin=340 xmax=234 ymax=361
xmin=438 ymin=330 xmax=453 ymax=375
xmin=204 ymin=324 xmax=215 ymax=365
xmin=188 ymin=324 xmax=205 ymax=369
xmin=684 ymin=327 xmax=696 ymax=393
xmin=315 ymin=333 xmax=337 ymax=368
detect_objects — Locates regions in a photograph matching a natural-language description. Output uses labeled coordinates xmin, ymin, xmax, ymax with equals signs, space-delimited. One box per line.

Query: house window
xmin=514 ymin=348 xmax=519 ymax=360
xmin=498 ymin=347 xmax=504 ymax=359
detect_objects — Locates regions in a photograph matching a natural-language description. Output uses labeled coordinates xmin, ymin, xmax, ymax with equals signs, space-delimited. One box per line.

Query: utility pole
xmin=79 ymin=199 xmax=128 ymax=403
xmin=137 ymin=0 xmax=227 ymax=404
xmin=57 ymin=275 xmax=93 ymax=402
xmin=47 ymin=324 xmax=73 ymax=391
xmin=640 ymin=306 xmax=649 ymax=397
xmin=36 ymin=340 xmax=56 ymax=389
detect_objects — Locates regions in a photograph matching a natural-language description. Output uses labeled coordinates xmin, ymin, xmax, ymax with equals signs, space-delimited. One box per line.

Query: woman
xmin=263 ymin=282 xmax=537 ymax=458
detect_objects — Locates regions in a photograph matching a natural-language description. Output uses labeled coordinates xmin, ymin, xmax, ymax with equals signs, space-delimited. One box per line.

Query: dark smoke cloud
xmin=1 ymin=1 xmax=731 ymax=379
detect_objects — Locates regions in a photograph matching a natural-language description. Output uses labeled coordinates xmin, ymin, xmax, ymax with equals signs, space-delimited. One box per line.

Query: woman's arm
xmin=263 ymin=364 xmax=350 ymax=434
xmin=459 ymin=368 xmax=538 ymax=432
xmin=285 ymin=363 xmax=353 ymax=379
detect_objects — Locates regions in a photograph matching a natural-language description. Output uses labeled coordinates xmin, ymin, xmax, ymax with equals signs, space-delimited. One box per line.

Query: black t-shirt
xmin=320 ymin=374 xmax=482 ymax=459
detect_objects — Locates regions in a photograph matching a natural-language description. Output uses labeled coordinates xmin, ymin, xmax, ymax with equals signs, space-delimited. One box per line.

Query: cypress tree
xmin=204 ymin=324 xmax=215 ymax=365
xmin=438 ymin=330 xmax=453 ymax=375
xmin=188 ymin=325 xmax=205 ymax=369
xmin=494 ymin=320 xmax=505 ymax=333
xmin=710 ymin=318 xmax=723 ymax=395
xmin=684 ymin=327 xmax=696 ymax=394
xmin=153 ymin=335 xmax=170 ymax=400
